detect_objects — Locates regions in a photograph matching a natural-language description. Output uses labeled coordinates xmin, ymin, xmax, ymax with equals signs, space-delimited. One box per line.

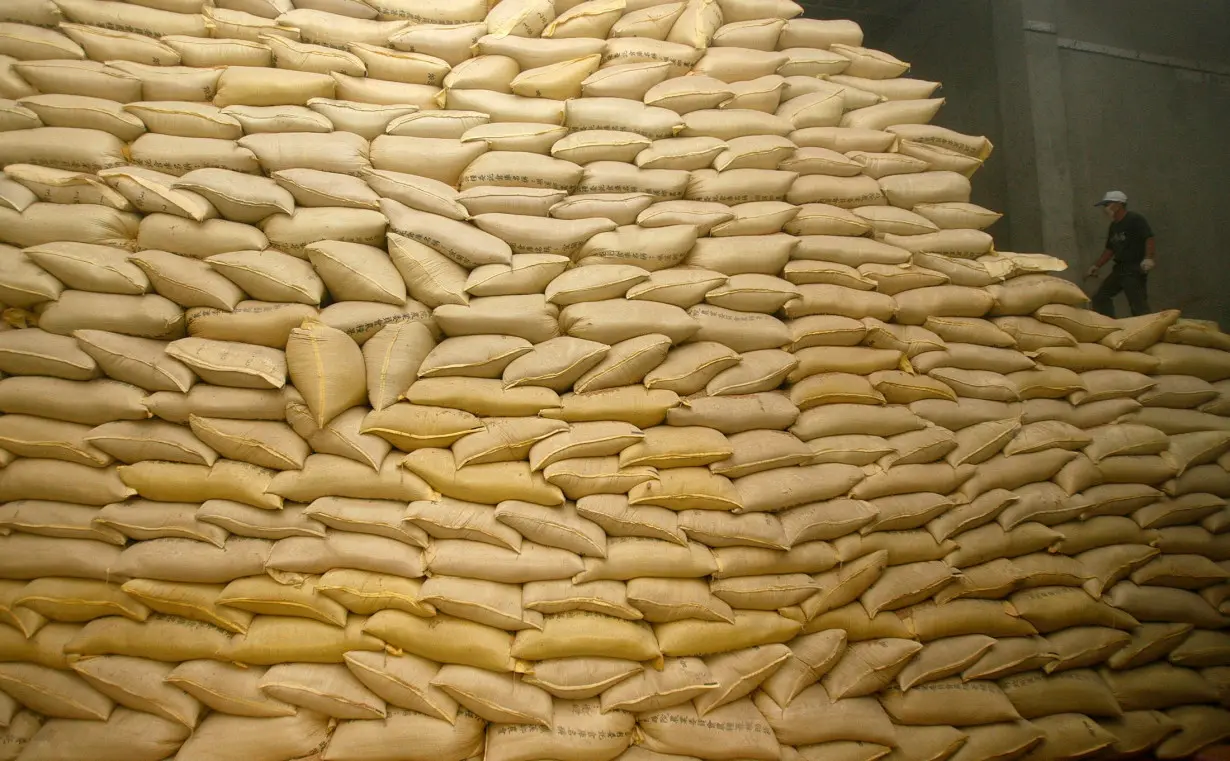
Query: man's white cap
xmin=1095 ymin=190 xmax=1128 ymax=206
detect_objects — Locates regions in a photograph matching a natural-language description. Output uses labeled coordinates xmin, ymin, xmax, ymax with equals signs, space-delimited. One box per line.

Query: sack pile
xmin=2 ymin=0 xmax=1230 ymax=759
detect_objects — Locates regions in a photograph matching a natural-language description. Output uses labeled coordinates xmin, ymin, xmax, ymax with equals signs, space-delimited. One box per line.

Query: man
xmin=1086 ymin=190 xmax=1157 ymax=317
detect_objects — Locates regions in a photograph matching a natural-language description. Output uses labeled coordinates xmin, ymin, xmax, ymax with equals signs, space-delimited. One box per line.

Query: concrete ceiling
xmin=799 ymin=0 xmax=924 ymax=45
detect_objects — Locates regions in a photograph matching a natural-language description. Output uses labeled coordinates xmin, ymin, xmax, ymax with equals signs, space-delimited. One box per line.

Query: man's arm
xmin=1088 ymin=248 xmax=1113 ymax=277
xmin=1141 ymin=237 xmax=1157 ymax=271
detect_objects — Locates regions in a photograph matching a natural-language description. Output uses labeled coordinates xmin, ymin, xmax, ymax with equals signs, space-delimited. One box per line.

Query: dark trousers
xmin=1092 ymin=264 xmax=1150 ymax=317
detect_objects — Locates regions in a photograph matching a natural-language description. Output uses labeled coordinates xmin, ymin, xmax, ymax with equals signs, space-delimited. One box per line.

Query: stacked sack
xmin=1 ymin=0 xmax=1230 ymax=759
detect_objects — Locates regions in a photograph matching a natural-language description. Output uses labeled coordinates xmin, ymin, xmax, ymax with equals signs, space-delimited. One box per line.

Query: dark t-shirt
xmin=1105 ymin=210 xmax=1154 ymax=265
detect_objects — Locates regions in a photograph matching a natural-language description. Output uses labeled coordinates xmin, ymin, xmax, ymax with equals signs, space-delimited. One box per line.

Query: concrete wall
xmin=881 ymin=1 xmax=1009 ymax=227
xmin=1056 ymin=1 xmax=1230 ymax=323
xmin=880 ymin=0 xmax=1230 ymax=325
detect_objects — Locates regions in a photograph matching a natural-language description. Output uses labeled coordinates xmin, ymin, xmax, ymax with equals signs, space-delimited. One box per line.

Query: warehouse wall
xmin=1057 ymin=0 xmax=1230 ymax=325
xmin=881 ymin=1 xmax=1009 ymax=231
xmin=881 ymin=0 xmax=1230 ymax=325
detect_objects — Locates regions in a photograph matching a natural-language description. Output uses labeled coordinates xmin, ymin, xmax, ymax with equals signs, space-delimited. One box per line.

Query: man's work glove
xmin=1140 ymin=259 xmax=1156 ymax=273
